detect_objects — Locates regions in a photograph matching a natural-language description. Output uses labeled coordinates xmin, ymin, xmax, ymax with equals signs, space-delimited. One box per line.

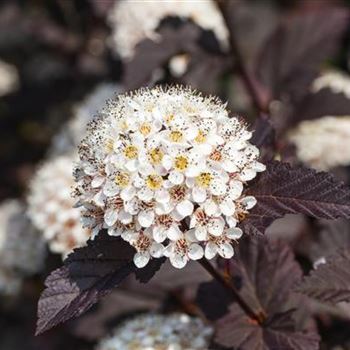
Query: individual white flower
xmin=205 ymin=227 xmax=243 ymax=260
xmin=74 ymin=86 xmax=265 ymax=269
xmin=108 ymin=0 xmax=229 ymax=59
xmin=96 ymin=313 xmax=213 ymax=350
xmin=312 ymin=70 xmax=350 ymax=98
xmin=288 ymin=116 xmax=350 ymax=171
xmin=28 ymin=155 xmax=91 ymax=258
xmin=0 ymin=60 xmax=19 ymax=96
xmin=0 ymin=200 xmax=45 ymax=295
xmin=51 ymin=83 xmax=120 ymax=155
xmin=163 ymin=230 xmax=204 ymax=269
xmin=125 ymin=229 xmax=164 ymax=268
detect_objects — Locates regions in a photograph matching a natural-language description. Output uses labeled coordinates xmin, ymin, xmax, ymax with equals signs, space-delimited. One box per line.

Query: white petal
xmin=204 ymin=242 xmax=218 ymax=260
xmin=222 ymin=160 xmax=239 ymax=172
xmin=120 ymin=186 xmax=136 ymax=201
xmin=125 ymin=159 xmax=138 ymax=172
xmin=138 ymin=210 xmax=155 ymax=228
xmin=170 ymin=253 xmax=187 ymax=269
xmin=228 ymin=180 xmax=244 ymax=199
xmin=203 ymin=200 xmax=220 ymax=216
xmin=241 ymin=196 xmax=257 ymax=209
xmin=133 ymin=251 xmax=150 ymax=268
xmin=226 ymin=216 xmax=238 ymax=228
xmin=220 ymin=199 xmax=236 ymax=216
xmin=210 ymin=179 xmax=227 ymax=196
xmin=103 ymin=181 xmax=119 ymax=197
xmin=155 ymin=189 xmax=170 ymax=203
xmin=91 ymin=176 xmax=105 ymax=188
xmin=119 ymin=210 xmax=132 ymax=224
xmin=218 ymin=242 xmax=234 ymax=259
xmin=138 ymin=187 xmax=154 ymax=201
xmin=188 ymin=243 xmax=204 ymax=260
xmin=162 ymin=155 xmax=173 ymax=170
xmin=153 ymin=226 xmax=167 ymax=243
xmin=169 ymin=171 xmax=184 ymax=185
xmin=195 ymin=226 xmax=208 ymax=241
xmin=150 ymin=243 xmax=164 ymax=258
xmin=192 ymin=187 xmax=207 ymax=203
xmin=104 ymin=209 xmax=119 ymax=227
xmin=207 ymin=217 xmax=225 ymax=236
xmin=93 ymin=190 xmax=106 ymax=206
xmin=167 ymin=226 xmax=182 ymax=241
xmin=240 ymin=168 xmax=257 ymax=181
xmin=226 ymin=227 xmax=243 ymax=240
xmin=176 ymin=200 xmax=194 ymax=218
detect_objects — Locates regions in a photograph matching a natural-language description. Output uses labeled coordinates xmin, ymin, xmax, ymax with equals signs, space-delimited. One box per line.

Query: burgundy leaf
xmin=297 ymin=249 xmax=350 ymax=304
xmin=256 ymin=8 xmax=349 ymax=103
xmin=243 ymin=161 xmax=350 ymax=235
xmin=292 ymin=88 xmax=350 ymax=127
xmin=308 ymin=219 xmax=350 ymax=263
xmin=36 ymin=233 xmax=163 ymax=335
xmin=250 ymin=117 xmax=275 ymax=162
xmin=199 ymin=237 xmax=319 ymax=349
xmin=123 ymin=20 xmax=203 ymax=90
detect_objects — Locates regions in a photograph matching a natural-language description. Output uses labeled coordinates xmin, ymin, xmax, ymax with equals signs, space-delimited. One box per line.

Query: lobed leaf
xmin=243 ymin=161 xmax=350 ymax=235
xmin=197 ymin=237 xmax=319 ymax=350
xmin=256 ymin=8 xmax=349 ymax=104
xmin=36 ymin=232 xmax=164 ymax=335
xmin=297 ymin=249 xmax=350 ymax=304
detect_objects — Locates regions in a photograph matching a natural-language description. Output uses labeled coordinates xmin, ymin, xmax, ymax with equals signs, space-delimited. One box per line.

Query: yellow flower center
xmin=165 ymin=114 xmax=174 ymax=124
xmin=149 ymin=148 xmax=164 ymax=165
xmin=105 ymin=139 xmax=114 ymax=153
xmin=146 ymin=175 xmax=163 ymax=190
xmin=196 ymin=172 xmax=212 ymax=188
xmin=124 ymin=145 xmax=138 ymax=159
xmin=139 ymin=123 xmax=151 ymax=136
xmin=195 ymin=130 xmax=206 ymax=143
xmin=169 ymin=130 xmax=183 ymax=142
xmin=115 ymin=172 xmax=130 ymax=187
xmin=119 ymin=120 xmax=128 ymax=131
xmin=174 ymin=155 xmax=188 ymax=171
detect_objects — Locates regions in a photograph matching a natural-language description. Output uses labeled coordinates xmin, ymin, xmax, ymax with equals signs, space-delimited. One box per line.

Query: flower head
xmin=28 ymin=155 xmax=91 ymax=257
xmin=289 ymin=116 xmax=350 ymax=171
xmin=108 ymin=0 xmax=228 ymax=59
xmin=0 ymin=200 xmax=45 ymax=295
xmin=74 ymin=86 xmax=265 ymax=268
xmin=96 ymin=313 xmax=213 ymax=350
xmin=312 ymin=70 xmax=350 ymax=98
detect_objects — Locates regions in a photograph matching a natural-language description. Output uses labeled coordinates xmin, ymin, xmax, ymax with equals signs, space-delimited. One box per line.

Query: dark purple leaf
xmin=309 ymin=219 xmax=350 ymax=263
xmin=256 ymin=8 xmax=349 ymax=103
xmin=297 ymin=249 xmax=350 ymax=304
xmin=250 ymin=117 xmax=275 ymax=162
xmin=292 ymin=88 xmax=350 ymax=127
xmin=243 ymin=161 xmax=350 ymax=235
xmin=36 ymin=233 xmax=163 ymax=335
xmin=123 ymin=20 xmax=203 ymax=90
xmin=201 ymin=237 xmax=319 ymax=349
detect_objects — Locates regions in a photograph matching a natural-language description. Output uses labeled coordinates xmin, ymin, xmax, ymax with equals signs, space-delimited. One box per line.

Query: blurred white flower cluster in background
xmin=289 ymin=70 xmax=350 ymax=171
xmin=0 ymin=200 xmax=45 ymax=295
xmin=96 ymin=313 xmax=213 ymax=350
xmin=27 ymin=155 xmax=91 ymax=258
xmin=108 ymin=0 xmax=229 ymax=60
xmin=0 ymin=59 xmax=19 ymax=97
xmin=74 ymin=86 xmax=265 ymax=269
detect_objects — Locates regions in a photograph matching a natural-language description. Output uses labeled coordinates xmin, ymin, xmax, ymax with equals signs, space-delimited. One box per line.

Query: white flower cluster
xmin=108 ymin=0 xmax=228 ymax=59
xmin=0 ymin=200 xmax=45 ymax=295
xmin=0 ymin=59 xmax=19 ymax=96
xmin=289 ymin=116 xmax=350 ymax=171
xmin=51 ymin=83 xmax=119 ymax=156
xmin=96 ymin=313 xmax=213 ymax=350
xmin=74 ymin=86 xmax=265 ymax=269
xmin=28 ymin=155 xmax=91 ymax=257
xmin=312 ymin=70 xmax=350 ymax=98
